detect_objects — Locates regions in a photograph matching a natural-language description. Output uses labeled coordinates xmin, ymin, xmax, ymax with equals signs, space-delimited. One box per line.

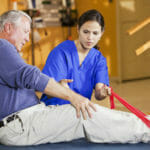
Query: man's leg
xmin=0 ymin=103 xmax=84 ymax=146
xmin=83 ymin=104 xmax=150 ymax=143
xmin=1 ymin=103 xmax=150 ymax=146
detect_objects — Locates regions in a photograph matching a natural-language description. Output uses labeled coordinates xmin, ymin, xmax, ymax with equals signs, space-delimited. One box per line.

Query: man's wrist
xmin=64 ymin=88 xmax=75 ymax=102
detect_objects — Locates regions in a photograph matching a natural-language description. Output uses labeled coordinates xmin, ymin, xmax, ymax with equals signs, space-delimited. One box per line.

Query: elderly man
xmin=0 ymin=10 xmax=150 ymax=146
xmin=0 ymin=10 xmax=97 ymax=145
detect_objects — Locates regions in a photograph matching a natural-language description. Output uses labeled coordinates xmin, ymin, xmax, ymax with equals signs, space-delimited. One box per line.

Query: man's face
xmin=8 ymin=16 xmax=31 ymax=52
xmin=78 ymin=21 xmax=102 ymax=50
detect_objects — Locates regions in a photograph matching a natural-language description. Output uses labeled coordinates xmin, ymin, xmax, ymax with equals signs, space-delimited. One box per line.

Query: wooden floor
xmin=92 ymin=79 xmax=150 ymax=114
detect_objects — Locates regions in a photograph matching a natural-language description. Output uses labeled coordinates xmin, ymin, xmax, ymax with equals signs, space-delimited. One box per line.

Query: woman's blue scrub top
xmin=41 ymin=40 xmax=109 ymax=105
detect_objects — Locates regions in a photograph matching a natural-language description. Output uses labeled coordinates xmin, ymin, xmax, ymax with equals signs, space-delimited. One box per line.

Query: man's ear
xmin=4 ymin=23 xmax=13 ymax=34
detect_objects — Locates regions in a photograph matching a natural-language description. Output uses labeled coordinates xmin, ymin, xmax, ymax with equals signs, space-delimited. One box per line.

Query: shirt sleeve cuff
xmin=36 ymin=73 xmax=50 ymax=92
xmin=94 ymin=71 xmax=109 ymax=87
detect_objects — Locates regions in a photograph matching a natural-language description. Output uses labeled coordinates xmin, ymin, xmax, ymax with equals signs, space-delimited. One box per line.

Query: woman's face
xmin=78 ymin=21 xmax=102 ymax=50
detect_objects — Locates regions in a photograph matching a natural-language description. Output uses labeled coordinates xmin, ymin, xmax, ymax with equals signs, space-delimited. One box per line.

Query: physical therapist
xmin=41 ymin=9 xmax=111 ymax=105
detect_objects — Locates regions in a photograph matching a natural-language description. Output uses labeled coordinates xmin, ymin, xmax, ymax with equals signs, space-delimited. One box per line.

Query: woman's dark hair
xmin=78 ymin=9 xmax=105 ymax=32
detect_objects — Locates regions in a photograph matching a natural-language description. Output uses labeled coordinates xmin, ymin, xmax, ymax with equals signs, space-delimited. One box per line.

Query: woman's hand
xmin=47 ymin=79 xmax=73 ymax=99
xmin=95 ymin=83 xmax=111 ymax=100
xmin=59 ymin=79 xmax=73 ymax=88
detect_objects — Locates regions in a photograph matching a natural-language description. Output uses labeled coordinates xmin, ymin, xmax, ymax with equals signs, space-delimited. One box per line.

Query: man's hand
xmin=69 ymin=93 xmax=97 ymax=120
xmin=95 ymin=83 xmax=111 ymax=100
xmin=59 ymin=79 xmax=97 ymax=119
xmin=44 ymin=78 xmax=97 ymax=120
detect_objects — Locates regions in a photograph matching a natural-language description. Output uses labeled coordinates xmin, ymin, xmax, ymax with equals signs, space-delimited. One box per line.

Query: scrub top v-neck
xmin=72 ymin=41 xmax=94 ymax=71
xmin=41 ymin=40 xmax=109 ymax=105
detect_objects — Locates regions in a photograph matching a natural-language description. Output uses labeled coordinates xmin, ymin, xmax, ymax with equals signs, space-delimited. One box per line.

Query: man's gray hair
xmin=0 ymin=10 xmax=31 ymax=32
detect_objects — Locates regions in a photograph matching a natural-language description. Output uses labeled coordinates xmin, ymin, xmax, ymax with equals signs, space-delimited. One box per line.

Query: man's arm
xmin=45 ymin=79 xmax=73 ymax=99
xmin=44 ymin=78 xmax=97 ymax=120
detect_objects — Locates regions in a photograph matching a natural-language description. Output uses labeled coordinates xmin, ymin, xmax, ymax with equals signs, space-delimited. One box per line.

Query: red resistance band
xmin=109 ymin=88 xmax=150 ymax=128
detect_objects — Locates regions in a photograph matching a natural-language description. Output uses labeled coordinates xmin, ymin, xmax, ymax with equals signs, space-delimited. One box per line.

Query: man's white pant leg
xmin=0 ymin=103 xmax=84 ymax=146
xmin=31 ymin=104 xmax=84 ymax=145
xmin=83 ymin=104 xmax=150 ymax=143
xmin=1 ymin=103 xmax=150 ymax=145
